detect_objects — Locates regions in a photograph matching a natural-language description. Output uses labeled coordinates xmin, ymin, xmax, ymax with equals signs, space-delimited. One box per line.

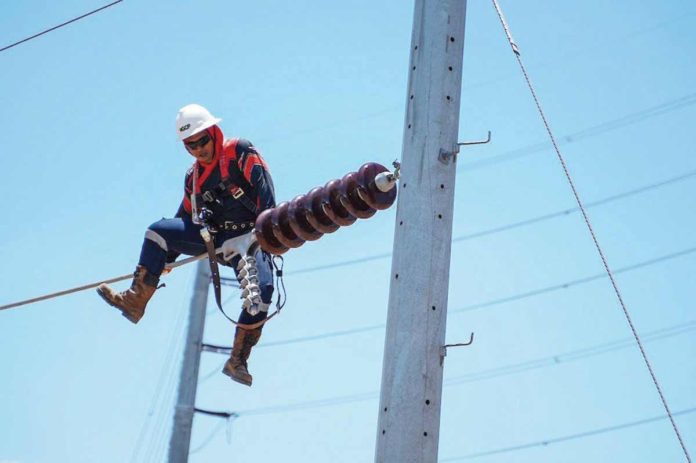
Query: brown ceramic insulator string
xmin=489 ymin=1 xmax=691 ymax=460
xmin=0 ymin=1 xmax=123 ymax=53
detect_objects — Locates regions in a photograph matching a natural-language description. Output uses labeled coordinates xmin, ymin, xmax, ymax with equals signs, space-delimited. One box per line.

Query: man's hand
xmin=198 ymin=207 xmax=214 ymax=225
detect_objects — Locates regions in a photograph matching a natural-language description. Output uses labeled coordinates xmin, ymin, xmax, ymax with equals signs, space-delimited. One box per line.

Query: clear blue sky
xmin=1 ymin=1 xmax=694 ymax=462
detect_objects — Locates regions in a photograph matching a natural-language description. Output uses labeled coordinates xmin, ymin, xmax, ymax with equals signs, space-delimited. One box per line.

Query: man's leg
xmin=223 ymin=249 xmax=274 ymax=386
xmin=97 ymin=217 xmax=206 ymax=323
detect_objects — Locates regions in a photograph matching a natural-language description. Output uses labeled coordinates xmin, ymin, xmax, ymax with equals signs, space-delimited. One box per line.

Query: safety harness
xmin=191 ymin=139 xmax=285 ymax=330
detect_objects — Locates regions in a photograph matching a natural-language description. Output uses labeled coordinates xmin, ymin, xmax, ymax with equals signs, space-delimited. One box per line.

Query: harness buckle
xmin=231 ymin=187 xmax=244 ymax=199
xmin=202 ymin=191 xmax=215 ymax=202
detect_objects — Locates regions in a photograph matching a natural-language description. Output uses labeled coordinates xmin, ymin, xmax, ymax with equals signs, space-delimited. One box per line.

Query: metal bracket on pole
xmin=194 ymin=408 xmax=239 ymax=420
xmin=439 ymin=131 xmax=491 ymax=164
xmin=438 ymin=147 xmax=458 ymax=165
xmin=439 ymin=332 xmax=475 ymax=363
xmin=457 ymin=130 xmax=491 ymax=149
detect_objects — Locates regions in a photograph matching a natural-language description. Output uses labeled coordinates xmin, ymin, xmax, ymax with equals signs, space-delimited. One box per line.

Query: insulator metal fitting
xmin=235 ymin=255 xmax=263 ymax=314
xmin=238 ymin=275 xmax=259 ymax=290
xmin=242 ymin=294 xmax=263 ymax=315
xmin=240 ymin=284 xmax=261 ymax=299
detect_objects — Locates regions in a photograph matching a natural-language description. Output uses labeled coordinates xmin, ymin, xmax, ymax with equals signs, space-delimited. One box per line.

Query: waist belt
xmin=221 ymin=221 xmax=255 ymax=231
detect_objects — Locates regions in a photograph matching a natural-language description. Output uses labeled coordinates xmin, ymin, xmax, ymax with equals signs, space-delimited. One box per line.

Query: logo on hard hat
xmin=179 ymin=124 xmax=191 ymax=132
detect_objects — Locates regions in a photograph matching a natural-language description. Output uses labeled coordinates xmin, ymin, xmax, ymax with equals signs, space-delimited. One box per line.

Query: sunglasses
xmin=185 ymin=133 xmax=211 ymax=150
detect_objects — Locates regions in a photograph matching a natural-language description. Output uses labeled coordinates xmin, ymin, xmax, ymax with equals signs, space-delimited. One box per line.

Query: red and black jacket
xmin=175 ymin=126 xmax=276 ymax=227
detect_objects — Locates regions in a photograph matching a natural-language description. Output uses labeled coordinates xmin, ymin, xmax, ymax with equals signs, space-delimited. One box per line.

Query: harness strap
xmin=200 ymin=227 xmax=282 ymax=331
xmin=220 ymin=138 xmax=258 ymax=215
xmin=190 ymin=138 xmax=258 ymax=222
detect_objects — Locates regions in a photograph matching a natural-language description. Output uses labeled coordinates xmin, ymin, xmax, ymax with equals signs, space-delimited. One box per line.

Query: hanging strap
xmin=200 ymin=227 xmax=284 ymax=331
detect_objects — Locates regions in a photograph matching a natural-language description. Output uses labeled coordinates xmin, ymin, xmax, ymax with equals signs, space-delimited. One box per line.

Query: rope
xmin=490 ymin=1 xmax=692 ymax=460
xmin=0 ymin=251 xmax=215 ymax=311
xmin=0 ymin=1 xmax=123 ymax=53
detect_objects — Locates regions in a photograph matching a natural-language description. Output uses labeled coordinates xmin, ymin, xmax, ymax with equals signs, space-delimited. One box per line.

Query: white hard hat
xmin=175 ymin=104 xmax=222 ymax=141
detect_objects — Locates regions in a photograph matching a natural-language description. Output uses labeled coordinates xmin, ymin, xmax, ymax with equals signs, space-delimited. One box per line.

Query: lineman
xmin=97 ymin=104 xmax=276 ymax=387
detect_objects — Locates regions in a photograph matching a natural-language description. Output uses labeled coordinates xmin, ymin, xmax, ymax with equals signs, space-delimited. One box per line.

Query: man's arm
xmin=236 ymin=139 xmax=276 ymax=211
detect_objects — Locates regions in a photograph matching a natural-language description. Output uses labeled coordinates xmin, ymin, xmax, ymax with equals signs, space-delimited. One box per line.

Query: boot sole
xmin=96 ymin=288 xmax=141 ymax=324
xmin=222 ymin=367 xmax=252 ymax=387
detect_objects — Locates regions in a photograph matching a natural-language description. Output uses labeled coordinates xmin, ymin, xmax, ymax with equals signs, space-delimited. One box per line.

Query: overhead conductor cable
xmin=490 ymin=1 xmax=691 ymax=461
xmin=0 ymin=1 xmax=123 ymax=53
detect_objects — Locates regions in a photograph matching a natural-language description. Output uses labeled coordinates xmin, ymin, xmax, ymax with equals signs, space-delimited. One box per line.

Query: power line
xmin=4 ymin=132 xmax=693 ymax=312
xmin=445 ymin=321 xmax=696 ymax=386
xmin=490 ymin=1 xmax=691 ymax=459
xmin=201 ymin=245 xmax=695 ymax=352
xmin=0 ymin=1 xmax=123 ymax=54
xmin=454 ymin=245 xmax=696 ymax=314
xmin=132 ymin=279 xmax=193 ymax=463
xmin=459 ymin=92 xmax=696 ymax=171
xmin=188 ymin=420 xmax=227 ymax=455
xmin=0 ymin=251 xmax=207 ymax=311
xmin=193 ymin=318 xmax=693 ymax=436
xmin=231 ymin=319 xmax=694 ymax=416
xmin=439 ymin=406 xmax=696 ymax=461
xmin=452 ymin=168 xmax=696 ymax=242
xmin=286 ymin=167 xmax=696 ymax=276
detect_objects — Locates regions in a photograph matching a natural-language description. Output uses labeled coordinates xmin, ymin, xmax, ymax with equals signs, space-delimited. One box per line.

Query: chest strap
xmin=219 ymin=139 xmax=258 ymax=215
xmin=191 ymin=139 xmax=259 ymax=219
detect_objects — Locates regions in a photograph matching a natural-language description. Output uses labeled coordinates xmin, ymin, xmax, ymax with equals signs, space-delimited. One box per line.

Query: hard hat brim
xmin=177 ymin=117 xmax=222 ymax=141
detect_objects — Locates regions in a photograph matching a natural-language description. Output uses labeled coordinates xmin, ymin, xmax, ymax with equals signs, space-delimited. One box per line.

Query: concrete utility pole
xmin=375 ymin=1 xmax=467 ymax=462
xmin=168 ymin=260 xmax=210 ymax=463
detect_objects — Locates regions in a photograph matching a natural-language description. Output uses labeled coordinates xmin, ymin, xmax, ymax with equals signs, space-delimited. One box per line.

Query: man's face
xmin=184 ymin=131 xmax=214 ymax=165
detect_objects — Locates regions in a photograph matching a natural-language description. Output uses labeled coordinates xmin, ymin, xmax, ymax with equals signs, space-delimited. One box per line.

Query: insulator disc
xmin=254 ymin=209 xmax=289 ymax=255
xmin=271 ymin=201 xmax=305 ymax=248
xmin=287 ymin=194 xmax=323 ymax=241
xmin=357 ymin=162 xmax=397 ymax=210
xmin=324 ymin=179 xmax=357 ymax=226
xmin=306 ymin=186 xmax=339 ymax=233
xmin=339 ymin=172 xmax=377 ymax=219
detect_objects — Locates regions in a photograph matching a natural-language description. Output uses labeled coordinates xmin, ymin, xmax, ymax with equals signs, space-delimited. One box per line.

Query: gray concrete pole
xmin=375 ymin=1 xmax=467 ymax=462
xmin=167 ymin=260 xmax=210 ymax=463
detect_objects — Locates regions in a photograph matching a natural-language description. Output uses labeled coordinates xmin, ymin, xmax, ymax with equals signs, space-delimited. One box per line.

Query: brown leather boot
xmin=222 ymin=327 xmax=262 ymax=386
xmin=96 ymin=265 xmax=159 ymax=324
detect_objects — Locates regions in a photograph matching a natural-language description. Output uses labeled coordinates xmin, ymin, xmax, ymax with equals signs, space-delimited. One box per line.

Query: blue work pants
xmin=139 ymin=217 xmax=273 ymax=325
